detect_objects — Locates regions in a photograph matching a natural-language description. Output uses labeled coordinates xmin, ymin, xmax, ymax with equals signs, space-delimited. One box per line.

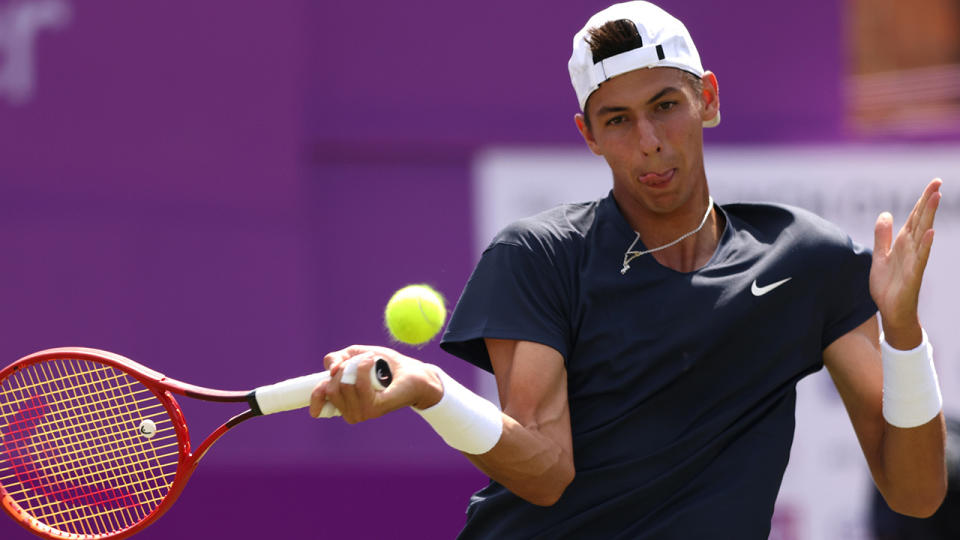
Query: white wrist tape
xmin=882 ymin=330 xmax=942 ymax=428
xmin=413 ymin=367 xmax=503 ymax=455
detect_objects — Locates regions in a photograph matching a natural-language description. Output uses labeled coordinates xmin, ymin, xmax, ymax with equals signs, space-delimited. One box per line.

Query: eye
xmin=657 ymin=101 xmax=678 ymax=112
xmin=605 ymin=115 xmax=627 ymax=126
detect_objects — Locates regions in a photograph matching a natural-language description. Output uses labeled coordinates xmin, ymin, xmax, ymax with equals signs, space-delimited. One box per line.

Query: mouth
xmin=638 ymin=168 xmax=676 ymax=188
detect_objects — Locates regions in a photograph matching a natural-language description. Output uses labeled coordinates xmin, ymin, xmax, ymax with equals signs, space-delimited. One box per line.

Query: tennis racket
xmin=0 ymin=347 xmax=392 ymax=539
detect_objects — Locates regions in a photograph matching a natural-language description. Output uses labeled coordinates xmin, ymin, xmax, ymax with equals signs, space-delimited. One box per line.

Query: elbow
xmin=887 ymin=498 xmax=944 ymax=519
xmin=519 ymin=461 xmax=576 ymax=507
xmin=884 ymin=484 xmax=947 ymax=519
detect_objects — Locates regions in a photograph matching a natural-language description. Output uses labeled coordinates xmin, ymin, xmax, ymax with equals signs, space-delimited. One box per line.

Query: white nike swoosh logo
xmin=751 ymin=277 xmax=792 ymax=296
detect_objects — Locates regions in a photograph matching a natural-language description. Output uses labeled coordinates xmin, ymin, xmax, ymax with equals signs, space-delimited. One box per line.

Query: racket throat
xmin=192 ymin=409 xmax=258 ymax=464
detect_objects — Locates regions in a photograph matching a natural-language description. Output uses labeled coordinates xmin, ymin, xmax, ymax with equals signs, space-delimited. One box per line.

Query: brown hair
xmin=583 ymin=19 xmax=703 ymax=127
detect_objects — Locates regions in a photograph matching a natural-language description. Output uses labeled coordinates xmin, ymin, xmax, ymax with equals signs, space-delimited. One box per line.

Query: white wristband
xmin=882 ymin=330 xmax=942 ymax=428
xmin=413 ymin=367 xmax=503 ymax=455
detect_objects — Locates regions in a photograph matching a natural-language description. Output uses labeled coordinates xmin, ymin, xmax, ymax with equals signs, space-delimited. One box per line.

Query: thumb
xmin=873 ymin=212 xmax=893 ymax=259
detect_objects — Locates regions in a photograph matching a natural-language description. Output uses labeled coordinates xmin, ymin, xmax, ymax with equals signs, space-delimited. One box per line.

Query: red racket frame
xmin=0 ymin=348 xmax=258 ymax=540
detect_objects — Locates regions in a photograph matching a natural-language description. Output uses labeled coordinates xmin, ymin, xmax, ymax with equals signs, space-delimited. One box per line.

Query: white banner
xmin=472 ymin=144 xmax=960 ymax=540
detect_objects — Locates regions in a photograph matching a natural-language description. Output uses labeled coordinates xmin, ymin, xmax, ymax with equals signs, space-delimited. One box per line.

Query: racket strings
xmin=0 ymin=371 xmax=146 ymax=410
xmin=0 ymin=402 xmax=170 ymax=478
xmin=1 ymin=359 xmax=153 ymax=537
xmin=3 ymin=448 xmax=180 ymax=498
xmin=37 ymin=358 xmax=174 ymax=535
xmin=4 ymin=450 xmax=183 ymax=525
xmin=4 ymin=358 xmax=173 ymax=537
xmin=0 ymin=357 xmax=181 ymax=538
xmin=0 ymin=423 xmax=177 ymax=487
xmin=2 ymin=361 xmax=129 ymax=537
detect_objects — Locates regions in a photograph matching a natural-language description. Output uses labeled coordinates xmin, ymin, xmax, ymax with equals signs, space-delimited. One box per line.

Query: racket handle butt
xmin=373 ymin=357 xmax=393 ymax=389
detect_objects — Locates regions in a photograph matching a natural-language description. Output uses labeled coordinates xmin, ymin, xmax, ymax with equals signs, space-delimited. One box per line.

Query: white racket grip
xmin=250 ymin=358 xmax=392 ymax=417
xmin=253 ymin=372 xmax=331 ymax=415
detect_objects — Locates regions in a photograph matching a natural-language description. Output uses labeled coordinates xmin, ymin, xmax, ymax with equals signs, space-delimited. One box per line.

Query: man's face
xmin=576 ymin=67 xmax=716 ymax=216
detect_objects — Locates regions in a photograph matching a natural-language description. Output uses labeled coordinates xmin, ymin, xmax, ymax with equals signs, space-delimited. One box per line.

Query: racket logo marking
xmin=138 ymin=419 xmax=158 ymax=439
xmin=2 ymin=392 xmax=142 ymax=511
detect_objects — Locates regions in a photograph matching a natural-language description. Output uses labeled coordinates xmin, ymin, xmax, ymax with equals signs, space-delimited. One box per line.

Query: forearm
xmin=875 ymin=414 xmax=947 ymax=517
xmin=825 ymin=317 xmax=947 ymax=518
xmin=465 ymin=413 xmax=575 ymax=506
xmin=413 ymin=359 xmax=575 ymax=506
xmin=874 ymin=328 xmax=948 ymax=516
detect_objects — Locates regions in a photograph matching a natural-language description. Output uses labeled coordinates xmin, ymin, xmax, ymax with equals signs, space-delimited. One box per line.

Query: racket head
xmin=0 ymin=348 xmax=190 ymax=539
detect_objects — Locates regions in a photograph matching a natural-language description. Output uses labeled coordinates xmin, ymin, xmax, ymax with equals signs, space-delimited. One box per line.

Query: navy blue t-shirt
xmin=440 ymin=192 xmax=876 ymax=539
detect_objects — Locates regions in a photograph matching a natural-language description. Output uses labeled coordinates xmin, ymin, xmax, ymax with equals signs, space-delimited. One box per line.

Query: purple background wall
xmin=0 ymin=0 xmax=941 ymax=538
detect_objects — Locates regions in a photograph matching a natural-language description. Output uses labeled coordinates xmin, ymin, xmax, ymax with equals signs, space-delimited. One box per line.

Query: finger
xmin=339 ymin=352 xmax=374 ymax=385
xmin=336 ymin=369 xmax=364 ymax=424
xmin=323 ymin=350 xmax=348 ymax=371
xmin=910 ymin=178 xmax=943 ymax=243
xmin=341 ymin=358 xmax=360 ymax=385
xmin=309 ymin=380 xmax=329 ymax=418
xmin=323 ymin=346 xmax=363 ymax=371
xmin=874 ymin=212 xmax=893 ymax=259
xmin=324 ymin=345 xmax=385 ymax=371
xmin=915 ymin=229 xmax=936 ymax=275
xmin=903 ymin=186 xmax=926 ymax=233
xmin=353 ymin=360 xmax=379 ymax=415
xmin=907 ymin=178 xmax=942 ymax=239
xmin=322 ymin=373 xmax=347 ymax=420
xmin=913 ymin=189 xmax=941 ymax=244
xmin=342 ymin=351 xmax=379 ymax=383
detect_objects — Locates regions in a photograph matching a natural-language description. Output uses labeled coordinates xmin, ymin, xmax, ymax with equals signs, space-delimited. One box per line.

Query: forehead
xmin=586 ymin=67 xmax=689 ymax=116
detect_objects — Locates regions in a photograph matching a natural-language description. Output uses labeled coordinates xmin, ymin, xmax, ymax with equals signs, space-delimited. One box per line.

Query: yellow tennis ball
xmin=384 ymin=284 xmax=447 ymax=345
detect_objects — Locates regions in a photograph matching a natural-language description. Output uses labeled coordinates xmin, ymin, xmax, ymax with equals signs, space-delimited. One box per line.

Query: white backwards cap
xmin=568 ymin=1 xmax=720 ymax=127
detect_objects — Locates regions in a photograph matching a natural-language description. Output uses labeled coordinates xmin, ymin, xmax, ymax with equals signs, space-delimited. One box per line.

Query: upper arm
xmin=823 ymin=314 xmax=884 ymax=468
xmin=485 ymin=338 xmax=573 ymax=460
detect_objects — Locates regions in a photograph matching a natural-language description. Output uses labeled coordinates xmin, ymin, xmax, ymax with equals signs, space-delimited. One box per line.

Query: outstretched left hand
xmin=869 ymin=178 xmax=942 ymax=350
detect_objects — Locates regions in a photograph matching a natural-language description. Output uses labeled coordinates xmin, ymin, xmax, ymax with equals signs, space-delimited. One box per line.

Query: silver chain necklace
xmin=620 ymin=196 xmax=714 ymax=275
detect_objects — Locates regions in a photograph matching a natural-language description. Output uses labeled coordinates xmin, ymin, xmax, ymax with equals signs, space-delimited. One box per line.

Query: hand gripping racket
xmin=0 ymin=347 xmax=391 ymax=539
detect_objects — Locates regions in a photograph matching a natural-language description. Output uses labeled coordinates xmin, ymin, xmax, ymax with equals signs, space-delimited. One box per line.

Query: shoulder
xmin=722 ymin=201 xmax=862 ymax=254
xmin=489 ymin=200 xmax=600 ymax=258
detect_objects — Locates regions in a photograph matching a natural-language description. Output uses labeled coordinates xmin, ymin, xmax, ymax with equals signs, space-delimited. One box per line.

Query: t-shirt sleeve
xmin=820 ymin=235 xmax=878 ymax=349
xmin=440 ymin=242 xmax=571 ymax=373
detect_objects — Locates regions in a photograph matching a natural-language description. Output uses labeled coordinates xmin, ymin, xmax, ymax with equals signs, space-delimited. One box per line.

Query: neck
xmin=618 ymin=193 xmax=723 ymax=273
xmin=649 ymin=203 xmax=723 ymax=272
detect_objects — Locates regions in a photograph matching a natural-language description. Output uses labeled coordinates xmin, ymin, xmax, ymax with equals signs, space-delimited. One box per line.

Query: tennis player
xmin=312 ymin=2 xmax=947 ymax=537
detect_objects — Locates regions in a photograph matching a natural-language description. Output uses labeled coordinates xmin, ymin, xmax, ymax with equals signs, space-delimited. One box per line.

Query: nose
xmin=633 ymin=117 xmax=661 ymax=155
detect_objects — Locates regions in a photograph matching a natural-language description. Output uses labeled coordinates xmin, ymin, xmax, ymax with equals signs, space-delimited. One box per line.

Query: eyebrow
xmin=593 ymin=86 xmax=682 ymax=117
xmin=646 ymin=86 xmax=681 ymax=104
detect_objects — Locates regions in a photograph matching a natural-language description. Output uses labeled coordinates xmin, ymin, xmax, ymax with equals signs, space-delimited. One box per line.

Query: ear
xmin=574 ymin=113 xmax=603 ymax=156
xmin=700 ymin=71 xmax=720 ymax=125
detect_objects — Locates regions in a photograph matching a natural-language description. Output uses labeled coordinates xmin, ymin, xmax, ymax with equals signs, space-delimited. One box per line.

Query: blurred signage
xmin=474 ymin=144 xmax=960 ymax=539
xmin=0 ymin=0 xmax=71 ymax=105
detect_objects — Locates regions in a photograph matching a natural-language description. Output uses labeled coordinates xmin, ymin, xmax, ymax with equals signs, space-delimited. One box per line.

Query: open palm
xmin=869 ymin=179 xmax=941 ymax=348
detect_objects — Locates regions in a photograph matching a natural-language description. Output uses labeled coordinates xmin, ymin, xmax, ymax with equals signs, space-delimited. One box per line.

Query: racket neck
xmin=190 ymin=409 xmax=258 ymax=466
xmin=161 ymin=376 xmax=251 ymax=402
